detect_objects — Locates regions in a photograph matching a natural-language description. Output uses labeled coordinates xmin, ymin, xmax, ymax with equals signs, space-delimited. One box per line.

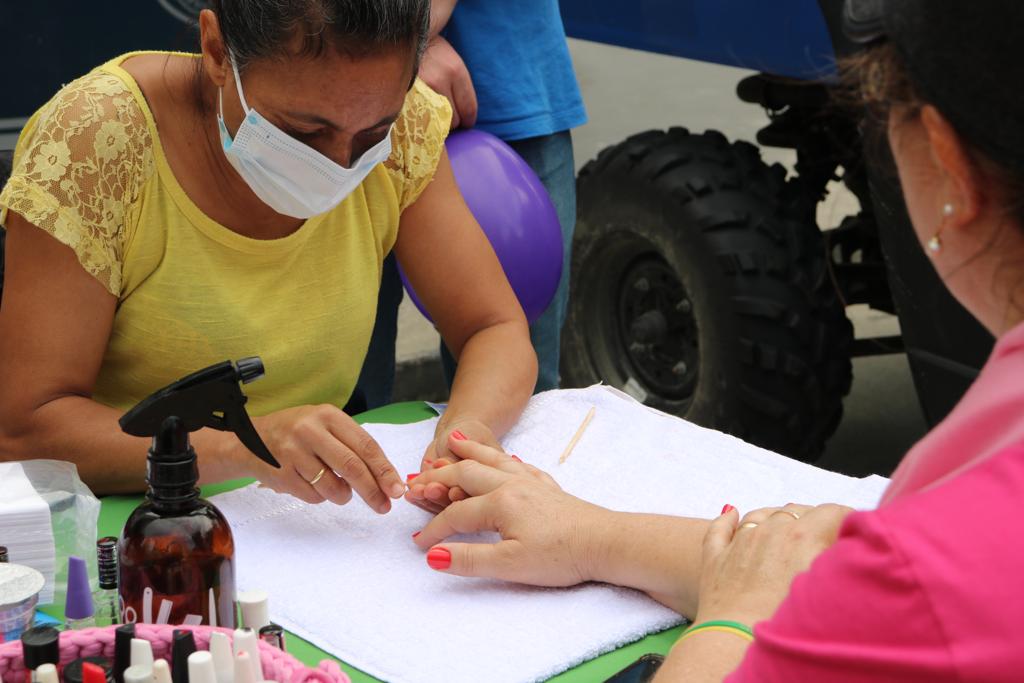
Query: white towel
xmin=212 ymin=386 xmax=890 ymax=683
xmin=0 ymin=462 xmax=57 ymax=603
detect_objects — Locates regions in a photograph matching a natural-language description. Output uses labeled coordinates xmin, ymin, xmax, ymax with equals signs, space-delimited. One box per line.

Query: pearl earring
xmin=929 ymin=204 xmax=954 ymax=253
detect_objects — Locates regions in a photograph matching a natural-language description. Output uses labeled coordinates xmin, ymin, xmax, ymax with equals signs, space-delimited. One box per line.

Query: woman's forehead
xmin=240 ymin=49 xmax=413 ymax=128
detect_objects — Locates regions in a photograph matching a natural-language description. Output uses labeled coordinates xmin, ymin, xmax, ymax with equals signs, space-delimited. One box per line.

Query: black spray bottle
xmin=117 ymin=358 xmax=280 ymax=628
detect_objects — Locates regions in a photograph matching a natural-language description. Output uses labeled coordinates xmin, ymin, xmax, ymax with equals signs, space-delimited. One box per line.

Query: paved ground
xmin=391 ymin=40 xmax=929 ymax=478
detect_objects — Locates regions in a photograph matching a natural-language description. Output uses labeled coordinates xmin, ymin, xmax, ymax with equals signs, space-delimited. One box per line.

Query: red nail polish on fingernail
xmin=412 ymin=531 xmax=421 ymax=539
xmin=432 ymin=460 xmax=448 ymax=469
xmin=451 ymin=430 xmax=468 ymax=441
xmin=721 ymin=504 xmax=735 ymax=514
xmin=407 ymin=473 xmax=419 ymax=482
xmin=510 ymin=455 xmax=522 ymax=462
xmin=427 ymin=547 xmax=451 ymax=570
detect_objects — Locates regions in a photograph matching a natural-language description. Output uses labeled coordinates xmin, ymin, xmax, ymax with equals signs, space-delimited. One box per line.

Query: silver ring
xmin=308 ymin=467 xmax=327 ymax=486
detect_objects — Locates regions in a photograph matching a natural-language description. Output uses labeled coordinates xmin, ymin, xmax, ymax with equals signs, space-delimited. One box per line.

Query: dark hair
xmin=210 ymin=0 xmax=431 ymax=71
xmin=843 ymin=44 xmax=1024 ymax=317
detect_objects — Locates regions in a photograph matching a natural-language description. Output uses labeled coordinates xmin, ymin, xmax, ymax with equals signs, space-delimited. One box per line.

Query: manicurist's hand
xmin=244 ymin=404 xmax=406 ymax=512
xmin=694 ymin=503 xmax=853 ymax=626
xmin=406 ymin=437 xmax=610 ymax=586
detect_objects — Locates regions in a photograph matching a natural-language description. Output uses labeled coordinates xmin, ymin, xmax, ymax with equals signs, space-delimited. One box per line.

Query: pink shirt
xmin=728 ymin=321 xmax=1024 ymax=682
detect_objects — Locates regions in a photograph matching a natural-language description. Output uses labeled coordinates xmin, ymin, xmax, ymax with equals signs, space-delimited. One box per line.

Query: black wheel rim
xmin=578 ymin=230 xmax=699 ymax=405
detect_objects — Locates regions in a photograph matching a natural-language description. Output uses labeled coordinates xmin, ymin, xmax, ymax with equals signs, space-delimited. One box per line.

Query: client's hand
xmin=407 ymin=438 xmax=605 ymax=587
xmin=694 ymin=503 xmax=853 ymax=625
xmin=412 ymin=420 xmax=505 ymax=514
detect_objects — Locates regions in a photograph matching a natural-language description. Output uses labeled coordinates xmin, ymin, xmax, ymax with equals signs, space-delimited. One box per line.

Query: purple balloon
xmin=399 ymin=129 xmax=563 ymax=324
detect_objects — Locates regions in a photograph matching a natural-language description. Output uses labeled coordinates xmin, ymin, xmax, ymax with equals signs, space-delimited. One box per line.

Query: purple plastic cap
xmin=65 ymin=555 xmax=95 ymax=619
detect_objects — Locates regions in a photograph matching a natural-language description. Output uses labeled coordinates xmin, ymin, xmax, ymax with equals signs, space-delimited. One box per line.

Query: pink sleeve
xmin=725 ymin=511 xmax=955 ymax=683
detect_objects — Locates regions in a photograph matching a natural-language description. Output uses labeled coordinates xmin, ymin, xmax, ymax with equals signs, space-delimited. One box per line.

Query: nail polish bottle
xmin=171 ymin=631 xmax=197 ymax=683
xmin=65 ymin=556 xmax=95 ymax=630
xmin=118 ymin=359 xmax=280 ymax=628
xmin=20 ymin=627 xmax=60 ymax=683
xmin=34 ymin=665 xmax=58 ymax=683
xmin=113 ymin=624 xmax=136 ymax=683
xmin=93 ymin=538 xmax=119 ymax=626
xmin=63 ymin=658 xmax=113 ymax=683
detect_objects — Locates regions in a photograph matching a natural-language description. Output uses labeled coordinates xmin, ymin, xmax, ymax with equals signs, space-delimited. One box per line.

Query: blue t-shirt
xmin=443 ymin=0 xmax=588 ymax=141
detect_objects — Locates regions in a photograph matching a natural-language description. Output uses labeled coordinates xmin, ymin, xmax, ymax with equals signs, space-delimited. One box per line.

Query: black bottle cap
xmin=21 ymin=626 xmax=60 ymax=669
xmin=64 ymin=657 xmax=114 ymax=683
xmin=0 ymin=546 xmax=8 ymax=562
xmin=113 ymin=623 xmax=136 ymax=683
xmin=258 ymin=623 xmax=285 ymax=651
xmin=97 ymin=537 xmax=118 ymax=590
xmin=171 ymin=630 xmax=197 ymax=683
xmin=236 ymin=357 xmax=264 ymax=384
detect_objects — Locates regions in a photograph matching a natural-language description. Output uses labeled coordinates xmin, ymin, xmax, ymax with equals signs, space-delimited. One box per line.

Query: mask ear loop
xmin=218 ymin=54 xmax=251 ymax=143
xmin=229 ymin=56 xmax=252 ymax=114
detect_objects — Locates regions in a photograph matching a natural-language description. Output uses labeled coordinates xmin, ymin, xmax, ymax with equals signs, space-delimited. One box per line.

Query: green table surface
xmin=95 ymin=402 xmax=683 ymax=682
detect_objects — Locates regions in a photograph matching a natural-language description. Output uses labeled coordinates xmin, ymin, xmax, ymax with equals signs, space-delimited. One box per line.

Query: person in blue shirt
xmin=352 ymin=0 xmax=586 ymax=409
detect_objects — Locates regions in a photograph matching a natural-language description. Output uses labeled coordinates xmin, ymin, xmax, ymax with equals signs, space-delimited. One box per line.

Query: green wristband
xmin=679 ymin=619 xmax=755 ymax=643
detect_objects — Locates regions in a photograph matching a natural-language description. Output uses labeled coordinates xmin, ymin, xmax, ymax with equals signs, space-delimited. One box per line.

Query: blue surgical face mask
xmin=217 ymin=57 xmax=394 ymax=219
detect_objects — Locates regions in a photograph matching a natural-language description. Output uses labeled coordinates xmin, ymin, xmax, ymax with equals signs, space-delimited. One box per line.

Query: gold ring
xmin=774 ymin=510 xmax=800 ymax=521
xmin=308 ymin=467 xmax=327 ymax=486
xmin=740 ymin=522 xmax=759 ymax=529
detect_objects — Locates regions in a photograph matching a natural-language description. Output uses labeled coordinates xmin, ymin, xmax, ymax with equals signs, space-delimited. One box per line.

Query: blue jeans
xmin=354 ymin=130 xmax=576 ymax=408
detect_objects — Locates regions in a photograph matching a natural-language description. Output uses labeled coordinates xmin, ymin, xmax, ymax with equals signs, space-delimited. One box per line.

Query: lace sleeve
xmin=0 ymin=71 xmax=154 ymax=296
xmin=384 ymin=78 xmax=453 ymax=212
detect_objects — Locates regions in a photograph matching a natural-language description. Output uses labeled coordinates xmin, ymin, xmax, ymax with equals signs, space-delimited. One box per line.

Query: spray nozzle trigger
xmin=119 ymin=357 xmax=281 ymax=469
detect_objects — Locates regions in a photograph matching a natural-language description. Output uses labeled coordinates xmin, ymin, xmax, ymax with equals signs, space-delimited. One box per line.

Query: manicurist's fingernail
xmin=427 ymin=548 xmax=451 ymax=570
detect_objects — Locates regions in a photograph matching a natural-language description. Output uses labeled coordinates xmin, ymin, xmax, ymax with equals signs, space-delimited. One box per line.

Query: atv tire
xmin=561 ymin=128 xmax=853 ymax=462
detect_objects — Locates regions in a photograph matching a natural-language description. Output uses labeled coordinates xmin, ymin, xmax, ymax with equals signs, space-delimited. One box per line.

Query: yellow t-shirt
xmin=0 ymin=52 xmax=452 ymax=415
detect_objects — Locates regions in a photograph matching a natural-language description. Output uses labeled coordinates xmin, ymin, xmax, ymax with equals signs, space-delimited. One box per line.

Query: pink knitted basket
xmin=0 ymin=624 xmax=350 ymax=683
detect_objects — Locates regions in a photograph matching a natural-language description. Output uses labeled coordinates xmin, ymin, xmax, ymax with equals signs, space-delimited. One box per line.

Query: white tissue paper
xmin=0 ymin=463 xmax=57 ymax=603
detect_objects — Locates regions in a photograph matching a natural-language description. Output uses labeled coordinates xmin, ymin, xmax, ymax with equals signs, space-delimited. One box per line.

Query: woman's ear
xmin=921 ymin=104 xmax=983 ymax=230
xmin=199 ymin=9 xmax=230 ymax=89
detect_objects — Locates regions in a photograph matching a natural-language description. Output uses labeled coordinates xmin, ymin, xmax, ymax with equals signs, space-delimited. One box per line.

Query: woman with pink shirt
xmin=406 ymin=0 xmax=1024 ymax=680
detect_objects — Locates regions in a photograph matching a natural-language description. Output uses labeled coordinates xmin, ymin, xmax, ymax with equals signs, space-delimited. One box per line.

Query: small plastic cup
xmin=0 ymin=564 xmax=45 ymax=643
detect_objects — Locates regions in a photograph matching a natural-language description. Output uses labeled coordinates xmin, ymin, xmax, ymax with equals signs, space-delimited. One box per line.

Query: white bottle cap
xmin=131 ymin=638 xmax=155 ymax=671
xmin=232 ymin=628 xmax=262 ymax=682
xmin=124 ymin=665 xmax=154 ymax=683
xmin=208 ymin=631 xmax=234 ymax=683
xmin=152 ymin=660 xmax=172 ymax=683
xmin=236 ymin=591 xmax=270 ymax=631
xmin=35 ymin=664 xmax=59 ymax=683
xmin=187 ymin=651 xmax=217 ymax=683
xmin=232 ymin=652 xmax=256 ymax=683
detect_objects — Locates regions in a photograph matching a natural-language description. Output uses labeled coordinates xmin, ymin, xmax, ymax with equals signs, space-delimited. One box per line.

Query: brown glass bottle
xmin=118 ymin=418 xmax=236 ymax=628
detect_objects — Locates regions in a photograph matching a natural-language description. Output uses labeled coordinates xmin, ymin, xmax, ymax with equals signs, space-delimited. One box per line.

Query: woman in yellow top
xmin=0 ymin=0 xmax=537 ymax=512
